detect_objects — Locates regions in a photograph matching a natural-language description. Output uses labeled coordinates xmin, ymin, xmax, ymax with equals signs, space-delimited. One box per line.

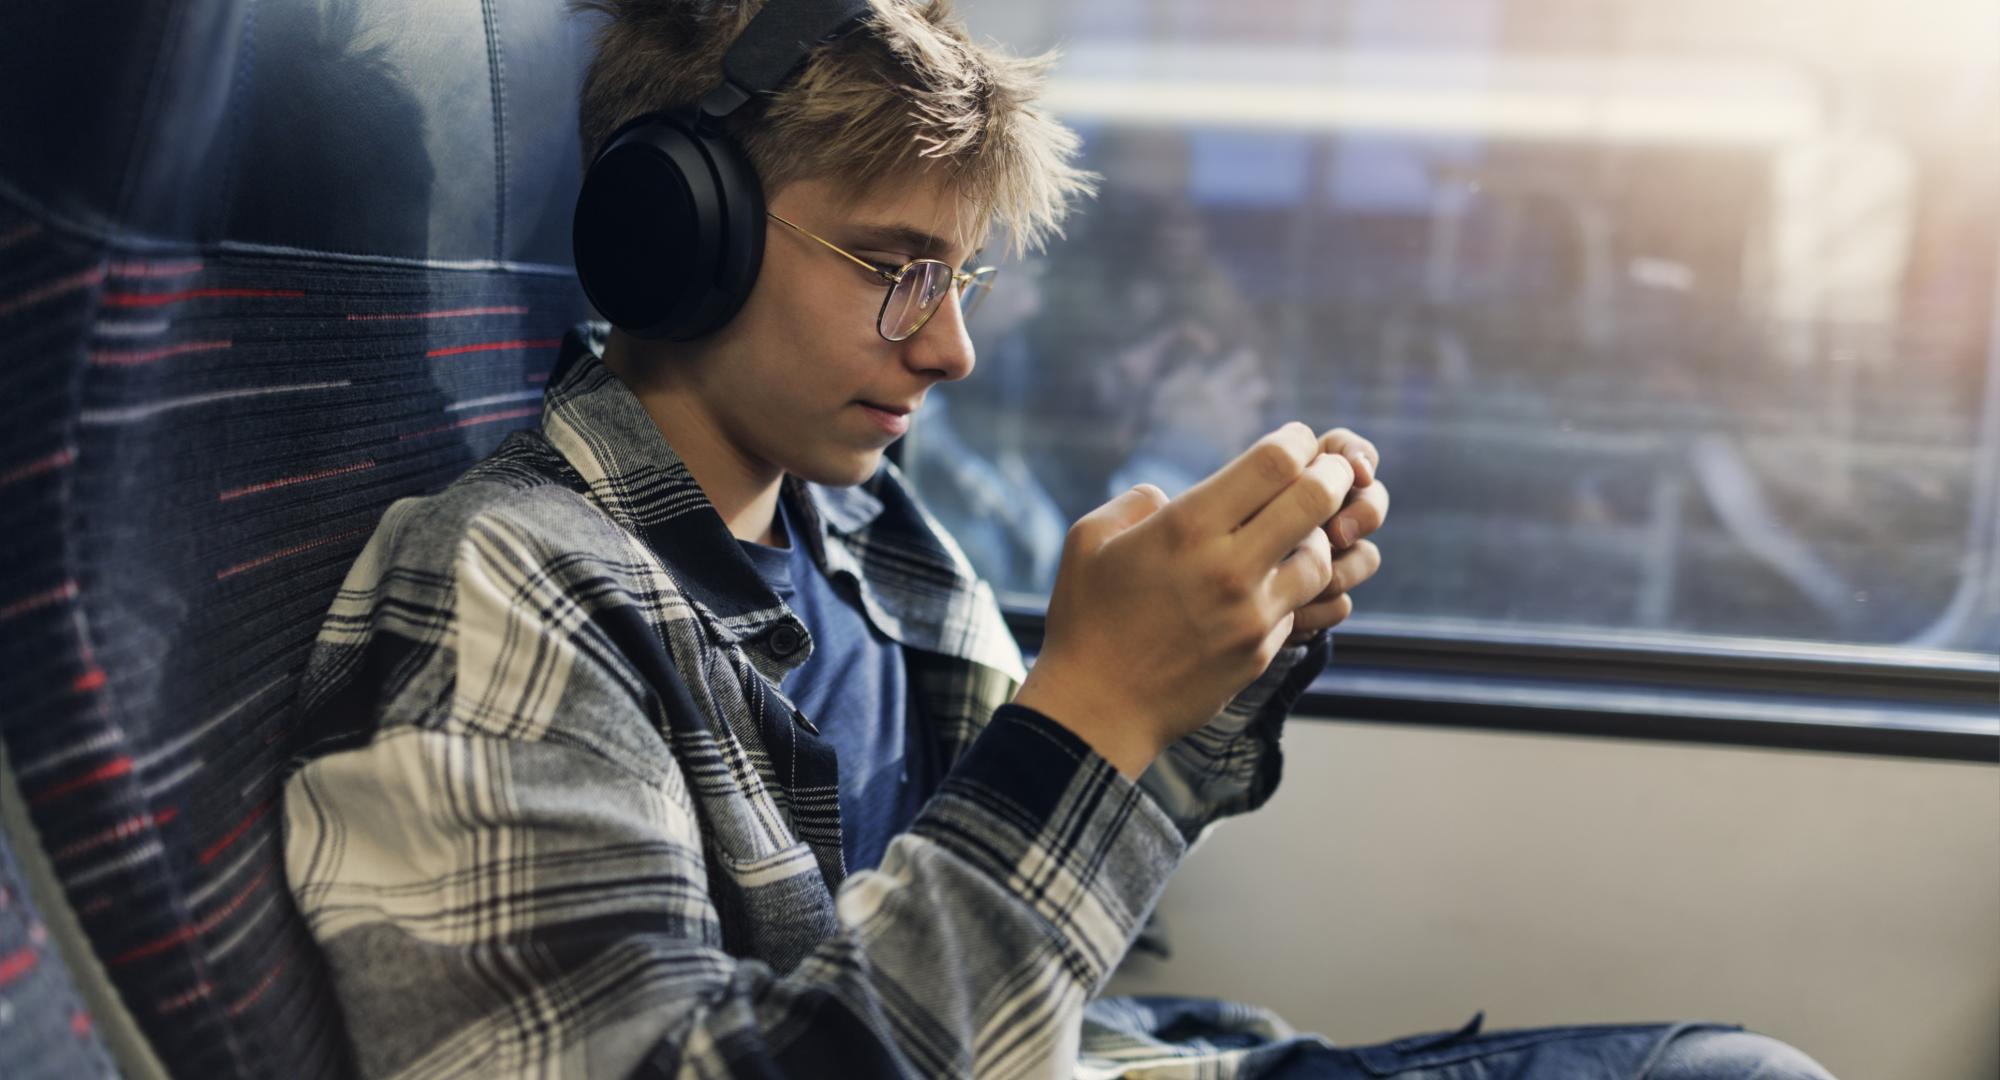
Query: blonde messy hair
xmin=572 ymin=0 xmax=1095 ymax=257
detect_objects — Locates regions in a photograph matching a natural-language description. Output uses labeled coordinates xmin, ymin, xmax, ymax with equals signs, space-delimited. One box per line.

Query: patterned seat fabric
xmin=0 ymin=3 xmax=596 ymax=1075
xmin=0 ymin=810 xmax=119 ymax=1079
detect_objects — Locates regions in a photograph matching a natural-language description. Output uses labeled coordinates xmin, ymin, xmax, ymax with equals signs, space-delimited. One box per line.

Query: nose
xmin=901 ymin=285 xmax=977 ymax=383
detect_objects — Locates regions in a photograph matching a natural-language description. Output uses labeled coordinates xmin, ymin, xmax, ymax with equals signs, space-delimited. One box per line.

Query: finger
xmin=1071 ymin=483 xmax=1169 ymax=551
xmin=1172 ymin=422 xmax=1320 ymax=535
xmin=1261 ymin=610 xmax=1301 ymax=663
xmin=1240 ymin=452 xmax=1355 ymax=570
xmin=1334 ymin=539 xmax=1383 ymax=595
xmin=1319 ymin=428 xmax=1381 ymax=487
xmin=1290 ymin=592 xmax=1356 ymax=637
xmin=1302 ymin=540 xmax=1382 ymax=606
xmin=1329 ymin=481 xmax=1390 ymax=550
xmin=1264 ymin=523 xmax=1335 ymax=615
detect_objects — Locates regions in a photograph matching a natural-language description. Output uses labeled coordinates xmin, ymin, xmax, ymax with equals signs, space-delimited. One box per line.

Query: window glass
xmin=908 ymin=0 xmax=2000 ymax=656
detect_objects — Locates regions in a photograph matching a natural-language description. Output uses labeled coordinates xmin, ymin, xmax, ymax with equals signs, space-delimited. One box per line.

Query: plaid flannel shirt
xmin=281 ymin=324 xmax=1333 ymax=1079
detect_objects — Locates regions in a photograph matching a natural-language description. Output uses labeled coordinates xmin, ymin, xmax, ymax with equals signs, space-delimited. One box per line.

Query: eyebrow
xmin=842 ymin=223 xmax=965 ymax=264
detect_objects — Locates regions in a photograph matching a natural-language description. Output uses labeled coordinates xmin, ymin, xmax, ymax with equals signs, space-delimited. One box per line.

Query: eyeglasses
xmin=767 ymin=211 xmax=997 ymax=342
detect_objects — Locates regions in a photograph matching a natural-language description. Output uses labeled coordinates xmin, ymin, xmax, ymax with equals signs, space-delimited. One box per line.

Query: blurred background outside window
xmin=906 ymin=0 xmax=2000 ymax=660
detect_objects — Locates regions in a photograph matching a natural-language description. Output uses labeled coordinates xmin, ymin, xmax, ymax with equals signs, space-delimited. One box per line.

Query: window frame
xmin=998 ymin=606 xmax=2000 ymax=763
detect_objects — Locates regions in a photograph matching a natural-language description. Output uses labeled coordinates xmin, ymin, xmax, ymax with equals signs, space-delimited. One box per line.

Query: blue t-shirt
xmin=737 ymin=495 xmax=933 ymax=875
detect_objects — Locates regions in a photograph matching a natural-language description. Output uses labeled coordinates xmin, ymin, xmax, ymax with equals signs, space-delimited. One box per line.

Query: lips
xmin=855 ymin=401 xmax=913 ymax=435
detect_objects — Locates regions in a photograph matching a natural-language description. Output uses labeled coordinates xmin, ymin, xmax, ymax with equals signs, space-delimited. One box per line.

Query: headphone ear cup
xmin=573 ymin=115 xmax=765 ymax=341
xmin=696 ymin=129 xmax=765 ymax=339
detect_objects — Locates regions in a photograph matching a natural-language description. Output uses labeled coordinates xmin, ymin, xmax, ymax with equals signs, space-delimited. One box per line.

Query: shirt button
xmin=768 ymin=623 xmax=804 ymax=657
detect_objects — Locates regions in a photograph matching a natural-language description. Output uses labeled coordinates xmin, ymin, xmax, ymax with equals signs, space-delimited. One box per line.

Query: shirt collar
xmin=539 ymin=324 xmax=1019 ymax=681
xmin=537 ymin=327 xmax=783 ymax=638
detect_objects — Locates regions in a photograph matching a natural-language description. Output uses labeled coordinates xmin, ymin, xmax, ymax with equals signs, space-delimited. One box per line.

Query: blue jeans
xmin=1260 ymin=1013 xmax=1838 ymax=1079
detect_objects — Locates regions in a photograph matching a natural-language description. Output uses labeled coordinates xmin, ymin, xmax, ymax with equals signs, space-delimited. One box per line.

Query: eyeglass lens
xmin=958 ymin=269 xmax=994 ymax=320
xmin=881 ymin=261 xmax=954 ymax=341
xmin=879 ymin=265 xmax=998 ymax=341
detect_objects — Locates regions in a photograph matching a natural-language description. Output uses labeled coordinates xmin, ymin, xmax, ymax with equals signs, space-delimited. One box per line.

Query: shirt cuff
xmin=913 ymin=705 xmax=1186 ymax=990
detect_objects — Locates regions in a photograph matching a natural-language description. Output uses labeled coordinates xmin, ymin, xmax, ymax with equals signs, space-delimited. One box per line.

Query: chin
xmin=789 ymin=447 xmax=884 ymax=489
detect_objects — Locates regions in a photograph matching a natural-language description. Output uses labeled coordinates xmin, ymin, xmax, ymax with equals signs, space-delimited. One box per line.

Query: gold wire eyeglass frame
xmin=767 ymin=211 xmax=997 ymax=342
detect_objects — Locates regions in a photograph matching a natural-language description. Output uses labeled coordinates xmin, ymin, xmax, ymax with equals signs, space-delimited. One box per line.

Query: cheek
xmin=725 ymin=255 xmax=894 ymax=428
xmin=756 ymin=250 xmax=871 ymax=336
xmin=717 ymin=333 xmax=854 ymax=441
xmin=727 ymin=280 xmax=824 ymax=376
xmin=771 ymin=297 xmax=890 ymax=397
xmin=809 ymin=287 xmax=886 ymax=352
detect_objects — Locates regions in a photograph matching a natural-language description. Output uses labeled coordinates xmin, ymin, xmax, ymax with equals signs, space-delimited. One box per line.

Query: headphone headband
xmin=707 ymin=0 xmax=873 ymax=122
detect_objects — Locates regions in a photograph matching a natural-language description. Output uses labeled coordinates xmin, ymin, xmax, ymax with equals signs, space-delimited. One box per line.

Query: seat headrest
xmin=0 ymin=0 xmax=587 ymax=266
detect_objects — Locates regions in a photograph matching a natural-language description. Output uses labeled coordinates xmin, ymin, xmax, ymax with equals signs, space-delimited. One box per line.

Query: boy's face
xmin=695 ymin=173 xmax=982 ymax=488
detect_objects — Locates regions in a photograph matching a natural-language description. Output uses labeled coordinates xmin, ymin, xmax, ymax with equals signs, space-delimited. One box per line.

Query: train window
xmin=905 ymin=0 xmax=2000 ymax=753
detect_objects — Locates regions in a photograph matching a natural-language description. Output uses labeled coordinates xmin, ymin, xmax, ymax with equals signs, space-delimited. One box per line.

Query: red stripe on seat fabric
xmin=0 ymin=446 xmax=76 ymax=490
xmin=218 ymin=458 xmax=375 ymax=501
xmin=52 ymin=807 xmax=179 ymax=863
xmin=199 ymin=802 xmax=271 ymax=865
xmin=214 ymin=526 xmax=371 ymax=581
xmin=29 ymin=756 xmax=134 ymax=806
xmin=113 ymin=925 xmax=197 ymax=966
xmin=347 ymin=305 xmax=528 ymax=321
xmin=100 ymin=288 xmax=304 ymax=308
xmin=0 ymin=946 xmax=39 ymax=988
xmin=112 ymin=867 xmax=270 ymax=966
xmin=107 ymin=260 xmax=203 ymax=278
xmin=425 ymin=337 xmax=561 ymax=358
xmin=0 ymin=580 xmax=78 ymax=623
xmin=88 ymin=339 xmax=232 ymax=366
xmin=397 ymin=405 xmax=541 ymax=441
xmin=228 ymin=961 xmax=285 ymax=1017
xmin=156 ymin=980 xmax=215 ymax=1015
xmin=0 ymin=267 xmax=105 ymax=318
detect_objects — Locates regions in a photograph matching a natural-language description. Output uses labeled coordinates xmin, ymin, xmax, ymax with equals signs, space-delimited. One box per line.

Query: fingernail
xmin=1347 ymin=452 xmax=1373 ymax=484
xmin=1333 ymin=517 xmax=1357 ymax=549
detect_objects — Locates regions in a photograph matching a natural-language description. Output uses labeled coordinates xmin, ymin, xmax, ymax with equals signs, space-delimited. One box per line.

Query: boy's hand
xmin=1285 ymin=428 xmax=1390 ymax=645
xmin=1014 ymin=423 xmax=1351 ymax=779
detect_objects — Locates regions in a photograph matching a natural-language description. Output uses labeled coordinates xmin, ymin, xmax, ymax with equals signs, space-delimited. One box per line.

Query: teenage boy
xmin=281 ymin=2 xmax=1833 ymax=1078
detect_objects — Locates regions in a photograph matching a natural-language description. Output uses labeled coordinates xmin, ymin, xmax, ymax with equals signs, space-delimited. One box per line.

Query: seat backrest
xmin=0 ymin=3 xmax=596 ymax=1074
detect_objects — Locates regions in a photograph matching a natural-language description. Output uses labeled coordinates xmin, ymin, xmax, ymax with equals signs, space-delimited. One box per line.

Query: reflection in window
xmin=906 ymin=0 xmax=2000 ymax=655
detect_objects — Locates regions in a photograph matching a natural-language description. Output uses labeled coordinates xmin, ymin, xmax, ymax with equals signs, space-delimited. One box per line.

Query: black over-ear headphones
xmin=573 ymin=0 xmax=874 ymax=341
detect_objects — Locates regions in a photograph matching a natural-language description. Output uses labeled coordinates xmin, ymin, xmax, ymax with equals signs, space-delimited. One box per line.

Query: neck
xmin=601 ymin=330 xmax=785 ymax=546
